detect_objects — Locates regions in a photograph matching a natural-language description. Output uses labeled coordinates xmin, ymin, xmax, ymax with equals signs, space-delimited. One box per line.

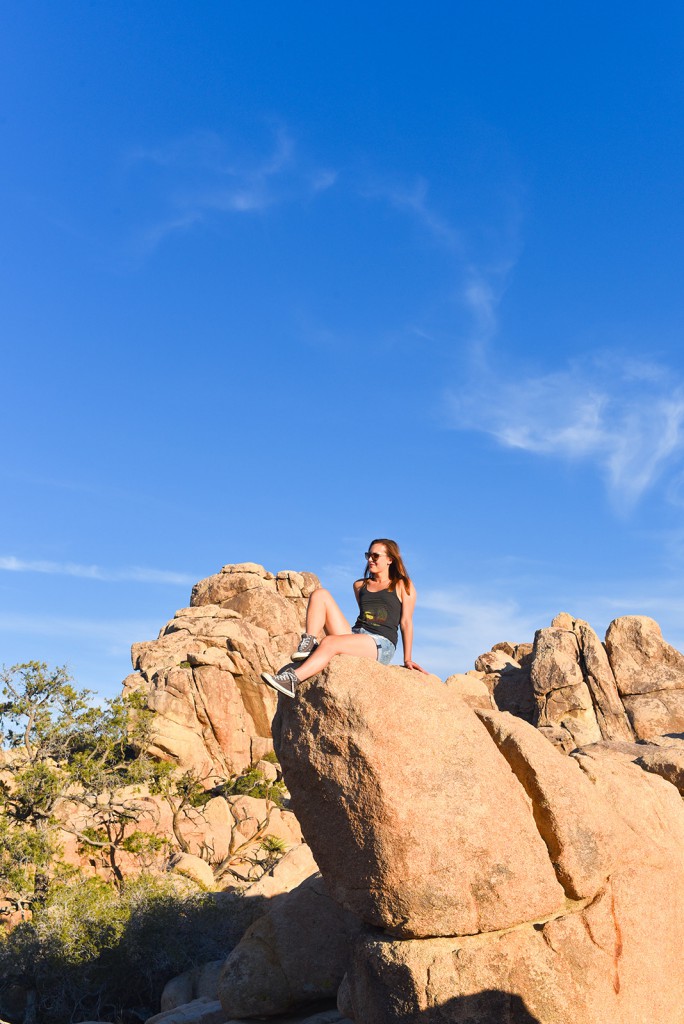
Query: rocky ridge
xmin=115 ymin=566 xmax=684 ymax=1024
xmin=271 ymin=658 xmax=684 ymax=1024
xmin=123 ymin=563 xmax=318 ymax=779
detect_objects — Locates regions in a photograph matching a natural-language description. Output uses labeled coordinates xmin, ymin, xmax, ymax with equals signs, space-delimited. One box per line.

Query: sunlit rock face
xmin=272 ymin=657 xmax=684 ymax=1024
xmin=123 ymin=562 xmax=318 ymax=778
xmin=473 ymin=612 xmax=684 ymax=751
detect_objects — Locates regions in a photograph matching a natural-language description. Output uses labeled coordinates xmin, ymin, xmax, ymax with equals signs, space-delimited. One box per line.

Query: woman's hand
xmin=404 ymin=659 xmax=429 ymax=674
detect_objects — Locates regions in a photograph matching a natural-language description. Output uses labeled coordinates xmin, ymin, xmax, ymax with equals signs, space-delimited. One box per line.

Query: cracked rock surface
xmin=273 ymin=658 xmax=684 ymax=1024
xmin=122 ymin=563 xmax=317 ymax=777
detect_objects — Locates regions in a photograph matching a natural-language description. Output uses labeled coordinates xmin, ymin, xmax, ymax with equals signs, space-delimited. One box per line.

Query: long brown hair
xmin=363 ymin=538 xmax=412 ymax=593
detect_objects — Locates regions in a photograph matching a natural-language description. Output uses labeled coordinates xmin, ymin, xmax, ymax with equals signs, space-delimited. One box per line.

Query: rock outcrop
xmin=273 ymin=658 xmax=684 ymax=1024
xmin=605 ymin=615 xmax=684 ymax=739
xmin=123 ymin=563 xmax=318 ymax=777
xmin=111 ymin=571 xmax=684 ymax=1022
xmin=218 ymin=874 xmax=362 ymax=1018
xmin=472 ymin=612 xmax=684 ymax=749
xmin=274 ymin=659 xmax=566 ymax=939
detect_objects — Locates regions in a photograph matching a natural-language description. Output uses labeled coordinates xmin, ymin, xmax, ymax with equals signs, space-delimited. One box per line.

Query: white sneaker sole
xmin=291 ymin=649 xmax=317 ymax=662
xmin=260 ymin=672 xmax=296 ymax=697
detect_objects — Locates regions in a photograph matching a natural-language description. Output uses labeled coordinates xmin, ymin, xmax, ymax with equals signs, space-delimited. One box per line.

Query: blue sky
xmin=3 ymin=2 xmax=684 ymax=696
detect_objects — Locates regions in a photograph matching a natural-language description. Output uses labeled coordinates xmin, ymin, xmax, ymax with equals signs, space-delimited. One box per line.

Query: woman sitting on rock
xmin=261 ymin=538 xmax=427 ymax=697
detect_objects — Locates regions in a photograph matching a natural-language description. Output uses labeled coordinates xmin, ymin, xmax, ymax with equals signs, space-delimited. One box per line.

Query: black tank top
xmin=354 ymin=583 xmax=402 ymax=646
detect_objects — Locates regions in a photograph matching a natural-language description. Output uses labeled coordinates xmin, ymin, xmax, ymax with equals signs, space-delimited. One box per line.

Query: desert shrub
xmin=259 ymin=750 xmax=279 ymax=765
xmin=0 ymin=872 xmax=245 ymax=1024
xmin=215 ymin=767 xmax=286 ymax=807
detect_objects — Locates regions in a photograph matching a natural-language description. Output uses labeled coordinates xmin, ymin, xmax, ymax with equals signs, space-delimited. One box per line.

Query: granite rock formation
xmin=273 ymin=658 xmax=684 ymax=1024
xmin=274 ymin=659 xmax=566 ymax=939
xmin=218 ymin=874 xmax=362 ymax=1019
xmin=472 ymin=612 xmax=684 ymax=750
xmin=122 ymin=563 xmax=318 ymax=778
xmin=111 ymin=571 xmax=684 ymax=1023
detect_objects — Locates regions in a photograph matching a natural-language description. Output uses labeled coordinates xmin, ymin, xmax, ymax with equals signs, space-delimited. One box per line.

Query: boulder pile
xmin=465 ymin=612 xmax=684 ymax=750
xmin=123 ymin=563 xmax=318 ymax=778
xmin=116 ymin=568 xmax=684 ymax=1024
xmin=271 ymin=658 xmax=684 ymax=1024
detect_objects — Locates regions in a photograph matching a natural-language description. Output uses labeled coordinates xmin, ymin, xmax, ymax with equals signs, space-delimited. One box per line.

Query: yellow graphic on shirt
xmin=362 ymin=604 xmax=388 ymax=624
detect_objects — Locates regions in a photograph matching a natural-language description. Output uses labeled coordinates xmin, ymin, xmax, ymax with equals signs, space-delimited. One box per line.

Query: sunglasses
xmin=365 ymin=551 xmax=384 ymax=561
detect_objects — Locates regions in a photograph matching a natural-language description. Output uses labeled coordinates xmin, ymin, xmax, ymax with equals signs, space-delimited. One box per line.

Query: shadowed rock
xmin=218 ymin=874 xmax=362 ymax=1019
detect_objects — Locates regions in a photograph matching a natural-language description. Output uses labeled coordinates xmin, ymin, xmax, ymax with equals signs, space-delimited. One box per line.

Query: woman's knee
xmin=318 ymin=634 xmax=340 ymax=655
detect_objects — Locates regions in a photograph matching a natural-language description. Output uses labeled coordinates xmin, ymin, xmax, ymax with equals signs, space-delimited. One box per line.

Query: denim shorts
xmin=352 ymin=627 xmax=396 ymax=666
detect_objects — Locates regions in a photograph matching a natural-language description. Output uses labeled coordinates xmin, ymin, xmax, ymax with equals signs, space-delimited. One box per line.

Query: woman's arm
xmin=399 ymin=583 xmax=428 ymax=673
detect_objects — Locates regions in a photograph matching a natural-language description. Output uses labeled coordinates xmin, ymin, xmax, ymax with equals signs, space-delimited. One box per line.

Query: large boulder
xmin=337 ymin=719 xmax=684 ymax=1023
xmin=273 ymin=658 xmax=566 ymax=938
xmin=571 ymin=618 xmax=634 ymax=742
xmin=605 ymin=615 xmax=684 ymax=739
xmin=635 ymin=742 xmax=684 ymax=795
xmin=478 ymin=614 xmax=638 ymax=747
xmin=474 ymin=710 xmax=624 ymax=899
xmin=530 ymin=626 xmax=602 ymax=747
xmin=343 ymin=861 xmax=683 ymax=1024
xmin=161 ymin=962 xmax=224 ymax=1013
xmin=145 ymin=998 xmax=227 ymax=1024
xmin=270 ymin=656 xmax=684 ymax=1024
xmin=123 ymin=564 xmax=318 ymax=777
xmin=218 ymin=874 xmax=362 ymax=1018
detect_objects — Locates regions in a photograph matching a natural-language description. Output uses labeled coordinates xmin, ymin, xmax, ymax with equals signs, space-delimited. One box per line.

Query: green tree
xmin=0 ymin=663 xmax=172 ymax=902
xmin=0 ymin=662 xmax=99 ymax=906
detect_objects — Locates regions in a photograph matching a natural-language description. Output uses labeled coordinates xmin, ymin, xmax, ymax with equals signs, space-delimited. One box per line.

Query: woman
xmin=260 ymin=538 xmax=427 ymax=697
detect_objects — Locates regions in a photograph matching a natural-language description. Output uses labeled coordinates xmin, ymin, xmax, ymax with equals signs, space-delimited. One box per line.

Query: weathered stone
xmin=572 ymin=620 xmax=634 ymax=741
xmin=605 ymin=615 xmax=684 ymax=739
xmin=471 ymin=644 xmax=536 ymax=723
xmin=161 ymin=972 xmax=194 ymax=1012
xmin=531 ymin=627 xmax=602 ymax=746
xmin=191 ymin=563 xmax=276 ymax=606
xmin=622 ymin=689 xmax=684 ymax=740
xmin=474 ymin=648 xmax=517 ymax=673
xmin=240 ymin=843 xmax=318 ymax=901
xmin=273 ymin=657 xmax=565 ymax=938
xmin=343 ymin=868 xmax=684 ymax=1024
xmin=442 ymin=673 xmax=494 ymax=711
xmin=605 ymin=615 xmax=684 ymax=694
xmin=122 ymin=564 xmax=319 ymax=776
xmin=342 ymin=743 xmax=684 ymax=1023
xmin=255 ymin=758 xmax=279 ymax=782
xmin=161 ymin=963 xmax=224 ymax=1013
xmin=218 ymin=875 xmax=362 ymax=1018
xmin=537 ymin=723 xmax=577 ymax=753
xmin=475 ymin=710 xmax=623 ymax=899
xmin=170 ymin=853 xmax=215 ymax=890
xmin=145 ymin=998 xmax=227 ymax=1024
xmin=635 ymin=744 xmax=684 ymax=795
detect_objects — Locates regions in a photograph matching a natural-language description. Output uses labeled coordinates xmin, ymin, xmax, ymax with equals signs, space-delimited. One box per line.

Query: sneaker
xmin=291 ymin=633 xmax=319 ymax=662
xmin=260 ymin=667 xmax=298 ymax=698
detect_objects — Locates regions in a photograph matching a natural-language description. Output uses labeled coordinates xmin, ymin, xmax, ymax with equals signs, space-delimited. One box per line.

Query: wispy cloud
xmin=414 ymin=586 xmax=540 ymax=678
xmin=365 ymin=177 xmax=463 ymax=250
xmin=448 ymin=356 xmax=684 ymax=505
xmin=125 ymin=125 xmax=337 ymax=252
xmin=361 ymin=174 xmax=522 ymax=358
xmin=0 ymin=557 xmax=195 ymax=586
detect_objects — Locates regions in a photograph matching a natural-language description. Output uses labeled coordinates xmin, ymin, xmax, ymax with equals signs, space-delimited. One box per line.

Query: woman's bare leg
xmin=305 ymin=588 xmax=352 ymax=637
xmin=294 ymin=632 xmax=377 ymax=682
